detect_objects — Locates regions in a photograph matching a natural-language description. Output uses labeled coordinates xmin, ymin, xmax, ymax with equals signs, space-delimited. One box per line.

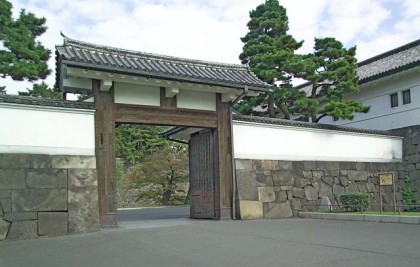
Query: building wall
xmin=0 ymin=100 xmax=99 ymax=241
xmin=0 ymin=103 xmax=95 ymax=155
xmin=320 ymin=70 xmax=420 ymax=130
xmin=235 ymin=159 xmax=405 ymax=220
xmin=114 ymin=82 xmax=160 ymax=106
xmin=0 ymin=154 xmax=99 ymax=240
xmin=233 ymin=121 xmax=402 ymax=162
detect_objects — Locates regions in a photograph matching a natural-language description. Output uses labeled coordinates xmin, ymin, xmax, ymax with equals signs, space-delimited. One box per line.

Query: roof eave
xmin=61 ymin=60 xmax=270 ymax=92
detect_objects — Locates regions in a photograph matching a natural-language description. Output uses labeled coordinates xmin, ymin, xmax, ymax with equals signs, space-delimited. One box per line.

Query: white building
xmin=318 ymin=39 xmax=420 ymax=130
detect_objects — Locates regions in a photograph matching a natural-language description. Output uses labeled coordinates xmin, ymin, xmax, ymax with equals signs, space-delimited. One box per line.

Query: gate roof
xmin=55 ymin=36 xmax=269 ymax=92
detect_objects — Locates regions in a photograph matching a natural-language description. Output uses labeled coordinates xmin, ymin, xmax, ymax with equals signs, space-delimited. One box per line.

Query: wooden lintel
xmin=115 ymin=103 xmax=217 ymax=128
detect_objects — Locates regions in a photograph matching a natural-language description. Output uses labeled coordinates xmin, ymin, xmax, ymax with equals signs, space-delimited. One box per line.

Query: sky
xmin=3 ymin=0 xmax=420 ymax=95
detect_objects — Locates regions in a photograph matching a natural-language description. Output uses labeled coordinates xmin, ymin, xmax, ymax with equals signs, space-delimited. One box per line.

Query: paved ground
xmin=118 ymin=206 xmax=190 ymax=221
xmin=1 ymin=208 xmax=419 ymax=267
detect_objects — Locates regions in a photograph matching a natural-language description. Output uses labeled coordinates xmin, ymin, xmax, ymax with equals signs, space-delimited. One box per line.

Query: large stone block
xmin=68 ymin=187 xmax=100 ymax=233
xmin=236 ymin=170 xmax=258 ymax=200
xmin=322 ymin=176 xmax=334 ymax=186
xmin=289 ymin=198 xmax=301 ymax=212
xmin=3 ymin=212 xmax=37 ymax=222
xmin=272 ymin=170 xmax=294 ymax=186
xmin=303 ymin=161 xmax=317 ymax=170
xmin=0 ymin=170 xmax=25 ymax=189
xmin=346 ymin=182 xmax=359 ymax=192
xmin=319 ymin=182 xmax=333 ymax=200
xmin=0 ymin=219 xmax=11 ymax=240
xmin=339 ymin=176 xmax=349 ymax=187
xmin=312 ymin=171 xmax=323 ymax=180
xmin=325 ymin=161 xmax=340 ymax=170
xmin=294 ymin=176 xmax=311 ymax=187
xmin=278 ymin=161 xmax=293 ymax=170
xmin=68 ymin=169 xmax=97 ymax=188
xmin=52 ymin=156 xmax=96 ymax=169
xmin=292 ymin=188 xmax=305 ymax=198
xmin=339 ymin=162 xmax=356 ymax=170
xmin=0 ymin=190 xmax=11 ymax=199
xmin=0 ymin=154 xmax=30 ymax=169
xmin=255 ymin=171 xmax=273 ymax=186
xmin=235 ymin=159 xmax=253 ymax=170
xmin=238 ymin=200 xmax=263 ymax=220
xmin=366 ymin=183 xmax=376 ymax=193
xmin=264 ymin=201 xmax=293 ymax=219
xmin=260 ymin=160 xmax=279 ymax=171
xmin=26 ymin=169 xmax=67 ymax=189
xmin=333 ymin=184 xmax=345 ymax=196
xmin=348 ymin=171 xmax=368 ymax=181
xmin=258 ymin=187 xmax=275 ymax=202
xmin=304 ymin=186 xmax=318 ymax=201
xmin=275 ymin=190 xmax=288 ymax=202
xmin=7 ymin=220 xmax=38 ymax=240
xmin=12 ymin=189 xmax=67 ymax=212
xmin=28 ymin=154 xmax=53 ymax=169
xmin=38 ymin=212 xmax=68 ymax=236
xmin=0 ymin=198 xmax=11 ymax=213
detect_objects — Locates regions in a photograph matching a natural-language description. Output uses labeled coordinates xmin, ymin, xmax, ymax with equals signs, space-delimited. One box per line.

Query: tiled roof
xmin=0 ymin=94 xmax=94 ymax=110
xmin=358 ymin=38 xmax=420 ymax=83
xmin=232 ymin=114 xmax=402 ymax=137
xmin=55 ymin=37 xmax=269 ymax=91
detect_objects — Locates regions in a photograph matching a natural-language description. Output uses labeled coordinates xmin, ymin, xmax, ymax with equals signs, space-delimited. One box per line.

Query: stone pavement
xmin=1 ymin=218 xmax=419 ymax=267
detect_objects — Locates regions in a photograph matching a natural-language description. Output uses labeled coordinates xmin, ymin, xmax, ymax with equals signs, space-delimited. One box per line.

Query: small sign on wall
xmin=379 ymin=172 xmax=394 ymax=185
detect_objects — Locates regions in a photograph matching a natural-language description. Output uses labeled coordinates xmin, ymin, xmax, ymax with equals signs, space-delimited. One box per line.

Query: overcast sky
xmin=3 ymin=0 xmax=420 ymax=95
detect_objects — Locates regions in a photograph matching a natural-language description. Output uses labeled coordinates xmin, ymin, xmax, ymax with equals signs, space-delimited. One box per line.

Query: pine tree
xmin=18 ymin=82 xmax=62 ymax=99
xmin=0 ymin=0 xmax=51 ymax=82
xmin=292 ymin=37 xmax=370 ymax=122
xmin=237 ymin=0 xmax=303 ymax=118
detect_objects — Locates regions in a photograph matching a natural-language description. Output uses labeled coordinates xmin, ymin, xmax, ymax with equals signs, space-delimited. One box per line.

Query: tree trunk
xmin=162 ymin=188 xmax=172 ymax=205
xmin=279 ymin=102 xmax=290 ymax=120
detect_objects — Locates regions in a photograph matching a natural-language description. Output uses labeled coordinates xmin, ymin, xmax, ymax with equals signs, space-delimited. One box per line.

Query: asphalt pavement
xmin=1 ymin=207 xmax=419 ymax=267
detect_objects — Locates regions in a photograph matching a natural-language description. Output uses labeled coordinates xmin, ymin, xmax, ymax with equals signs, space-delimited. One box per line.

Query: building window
xmin=390 ymin=93 xmax=398 ymax=108
xmin=402 ymin=89 xmax=411 ymax=105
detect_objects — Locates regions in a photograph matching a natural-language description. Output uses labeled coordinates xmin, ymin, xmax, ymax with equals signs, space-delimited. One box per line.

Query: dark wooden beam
xmin=115 ymin=104 xmax=217 ymax=128
xmin=93 ymin=79 xmax=117 ymax=228
xmin=214 ymin=93 xmax=233 ymax=219
xmin=160 ymin=87 xmax=177 ymax=108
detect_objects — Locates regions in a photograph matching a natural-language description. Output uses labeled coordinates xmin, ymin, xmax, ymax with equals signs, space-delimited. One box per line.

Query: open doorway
xmin=115 ymin=124 xmax=214 ymax=223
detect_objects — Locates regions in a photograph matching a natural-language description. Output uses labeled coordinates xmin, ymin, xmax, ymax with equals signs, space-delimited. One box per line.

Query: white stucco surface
xmin=233 ymin=121 xmax=402 ymax=162
xmin=0 ymin=103 xmax=95 ymax=155
xmin=114 ymin=82 xmax=160 ymax=106
xmin=320 ymin=70 xmax=420 ymax=130
xmin=177 ymin=90 xmax=216 ymax=111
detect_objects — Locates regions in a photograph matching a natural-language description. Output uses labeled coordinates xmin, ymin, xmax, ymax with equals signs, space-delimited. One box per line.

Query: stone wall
xmin=0 ymin=154 xmax=99 ymax=241
xmin=392 ymin=125 xmax=420 ymax=203
xmin=235 ymin=159 xmax=405 ymax=220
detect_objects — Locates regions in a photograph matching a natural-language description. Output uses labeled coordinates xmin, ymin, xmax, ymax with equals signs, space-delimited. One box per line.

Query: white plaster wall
xmin=177 ymin=90 xmax=216 ymax=111
xmin=0 ymin=104 xmax=95 ymax=155
xmin=233 ymin=122 xmax=402 ymax=162
xmin=63 ymin=77 xmax=92 ymax=91
xmin=114 ymin=82 xmax=160 ymax=106
xmin=320 ymin=70 xmax=420 ymax=130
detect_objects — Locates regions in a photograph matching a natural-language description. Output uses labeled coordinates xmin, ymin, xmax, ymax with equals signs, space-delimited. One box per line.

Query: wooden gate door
xmin=189 ymin=129 xmax=215 ymax=218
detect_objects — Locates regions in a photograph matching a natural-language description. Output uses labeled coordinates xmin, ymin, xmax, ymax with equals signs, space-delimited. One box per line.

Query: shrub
xmin=340 ymin=192 xmax=370 ymax=211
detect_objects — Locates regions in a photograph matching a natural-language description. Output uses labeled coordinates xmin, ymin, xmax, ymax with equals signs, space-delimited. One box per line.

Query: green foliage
xmin=18 ymin=82 xmax=62 ymax=99
xmin=0 ymin=0 xmax=51 ymax=82
xmin=237 ymin=1 xmax=369 ymax=122
xmin=340 ymin=192 xmax=370 ymax=211
xmin=237 ymin=0 xmax=303 ymax=118
xmin=115 ymin=125 xmax=170 ymax=165
xmin=291 ymin=37 xmax=370 ymax=122
xmin=402 ymin=175 xmax=417 ymax=209
xmin=126 ymin=145 xmax=189 ymax=205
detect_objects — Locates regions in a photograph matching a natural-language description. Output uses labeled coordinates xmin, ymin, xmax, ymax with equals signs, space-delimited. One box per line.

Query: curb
xmin=299 ymin=212 xmax=420 ymax=225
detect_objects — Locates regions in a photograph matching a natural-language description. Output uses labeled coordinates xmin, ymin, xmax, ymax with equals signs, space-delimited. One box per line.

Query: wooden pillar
xmin=93 ymin=79 xmax=117 ymax=227
xmin=214 ymin=94 xmax=233 ymax=219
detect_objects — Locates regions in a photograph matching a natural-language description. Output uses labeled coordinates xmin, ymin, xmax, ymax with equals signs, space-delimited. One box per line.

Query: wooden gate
xmin=189 ymin=129 xmax=215 ymax=218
